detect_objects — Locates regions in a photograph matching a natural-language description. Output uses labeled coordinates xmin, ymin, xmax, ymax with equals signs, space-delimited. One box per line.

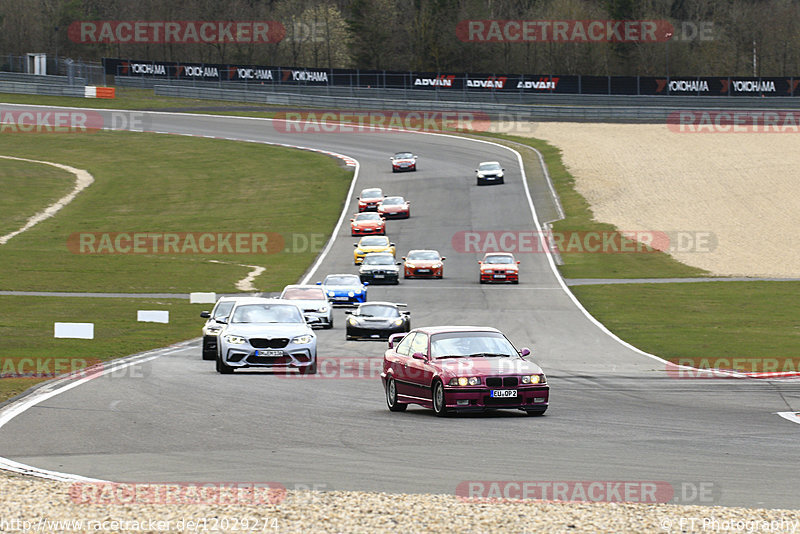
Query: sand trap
xmin=508 ymin=123 xmax=800 ymax=277
xmin=0 ymin=156 xmax=94 ymax=245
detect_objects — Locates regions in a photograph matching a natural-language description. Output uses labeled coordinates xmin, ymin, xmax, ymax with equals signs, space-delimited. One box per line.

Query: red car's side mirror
xmin=412 ymin=352 xmax=427 ymax=361
xmin=387 ymin=332 xmax=406 ymax=349
xmin=517 ymin=261 xmax=520 ymax=264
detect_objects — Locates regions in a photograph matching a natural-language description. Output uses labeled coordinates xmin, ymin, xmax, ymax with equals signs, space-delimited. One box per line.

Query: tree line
xmin=1 ymin=0 xmax=798 ymax=77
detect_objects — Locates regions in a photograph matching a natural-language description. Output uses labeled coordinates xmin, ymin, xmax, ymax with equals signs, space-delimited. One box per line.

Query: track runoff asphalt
xmin=0 ymin=106 xmax=798 ymax=509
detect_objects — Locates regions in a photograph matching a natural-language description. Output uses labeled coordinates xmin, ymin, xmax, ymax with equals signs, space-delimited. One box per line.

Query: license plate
xmin=490 ymin=389 xmax=517 ymax=398
xmin=256 ymin=349 xmax=283 ymax=357
xmin=417 ymin=269 xmax=430 ymax=273
xmin=493 ymin=274 xmax=506 ymax=278
xmin=374 ymin=274 xmax=384 ymax=278
xmin=334 ymin=296 xmax=348 ymax=300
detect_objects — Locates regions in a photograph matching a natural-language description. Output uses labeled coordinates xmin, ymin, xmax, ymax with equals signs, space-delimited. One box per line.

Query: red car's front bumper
xmin=405 ymin=266 xmax=442 ymax=278
xmin=351 ymin=225 xmax=385 ymax=236
xmin=444 ymin=385 xmax=548 ymax=412
xmin=480 ymin=270 xmax=519 ymax=283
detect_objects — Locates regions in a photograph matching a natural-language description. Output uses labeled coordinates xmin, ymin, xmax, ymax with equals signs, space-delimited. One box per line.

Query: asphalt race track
xmin=1 ymin=107 xmax=799 ymax=509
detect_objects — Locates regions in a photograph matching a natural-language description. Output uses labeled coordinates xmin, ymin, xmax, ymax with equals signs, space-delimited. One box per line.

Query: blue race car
xmin=318 ymin=274 xmax=368 ymax=306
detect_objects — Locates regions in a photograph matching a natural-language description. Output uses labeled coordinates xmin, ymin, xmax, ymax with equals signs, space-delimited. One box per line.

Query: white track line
xmin=0 ymin=343 xmax=189 ymax=481
xmin=0 ymin=156 xmax=94 ymax=245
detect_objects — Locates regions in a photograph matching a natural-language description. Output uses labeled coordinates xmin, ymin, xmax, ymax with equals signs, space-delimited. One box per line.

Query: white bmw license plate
xmin=490 ymin=389 xmax=517 ymax=398
xmin=493 ymin=274 xmax=506 ymax=279
xmin=256 ymin=349 xmax=283 ymax=357
xmin=374 ymin=274 xmax=384 ymax=278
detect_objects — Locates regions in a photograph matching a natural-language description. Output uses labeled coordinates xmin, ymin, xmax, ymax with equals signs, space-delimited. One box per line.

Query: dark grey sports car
xmin=359 ymin=252 xmax=401 ymax=284
xmin=345 ymin=302 xmax=410 ymax=340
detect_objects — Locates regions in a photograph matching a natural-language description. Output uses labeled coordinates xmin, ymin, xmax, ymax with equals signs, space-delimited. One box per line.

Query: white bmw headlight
xmin=292 ymin=334 xmax=314 ymax=344
xmin=318 ymin=306 xmax=328 ymax=313
xmin=225 ymin=335 xmax=246 ymax=345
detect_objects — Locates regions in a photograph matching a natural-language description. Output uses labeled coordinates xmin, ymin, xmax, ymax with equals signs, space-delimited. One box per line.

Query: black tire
xmin=512 ymin=279 xmax=519 ymax=285
xmin=479 ymin=278 xmax=486 ymax=284
xmin=323 ymin=318 xmax=333 ymax=329
xmin=300 ymin=360 xmax=317 ymax=375
xmin=499 ymin=178 xmax=505 ymax=184
xmin=216 ymin=352 xmax=233 ymax=374
xmin=385 ymin=377 xmax=407 ymax=412
xmin=525 ymin=408 xmax=547 ymax=416
xmin=432 ymin=381 xmax=448 ymax=417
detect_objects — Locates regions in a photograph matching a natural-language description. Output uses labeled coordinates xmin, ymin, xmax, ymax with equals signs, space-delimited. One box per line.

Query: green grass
xmin=0 ymin=87 xmax=283 ymax=113
xmin=0 ymin=131 xmax=352 ymax=292
xmin=571 ymin=282 xmax=800 ymax=365
xmin=0 ymin=296 xmax=207 ymax=402
xmin=0 ymin=159 xmax=75 ymax=237
xmin=466 ymin=132 xmax=710 ymax=279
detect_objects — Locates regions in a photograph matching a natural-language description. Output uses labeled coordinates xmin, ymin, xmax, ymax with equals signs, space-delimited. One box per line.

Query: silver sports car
xmin=215 ymin=298 xmax=317 ymax=375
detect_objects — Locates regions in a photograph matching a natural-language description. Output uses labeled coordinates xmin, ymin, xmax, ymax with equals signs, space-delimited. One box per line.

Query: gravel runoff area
xmin=1 ymin=474 xmax=799 ymax=533
xmin=504 ymin=122 xmax=800 ymax=278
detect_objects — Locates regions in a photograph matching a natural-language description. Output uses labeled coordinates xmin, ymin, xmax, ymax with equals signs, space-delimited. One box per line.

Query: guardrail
xmin=0 ymin=72 xmax=87 ymax=86
xmin=153 ymin=84 xmax=800 ymax=123
xmin=125 ymin=76 xmax=800 ymax=109
xmin=0 ymin=81 xmax=85 ymax=97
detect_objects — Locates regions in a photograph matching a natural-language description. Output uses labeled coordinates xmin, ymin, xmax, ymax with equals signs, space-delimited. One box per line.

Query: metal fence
xmin=1 ymin=55 xmax=105 ymax=85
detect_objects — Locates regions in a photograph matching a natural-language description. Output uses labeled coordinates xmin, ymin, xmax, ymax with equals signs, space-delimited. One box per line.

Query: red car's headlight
xmin=449 ymin=377 xmax=481 ymax=386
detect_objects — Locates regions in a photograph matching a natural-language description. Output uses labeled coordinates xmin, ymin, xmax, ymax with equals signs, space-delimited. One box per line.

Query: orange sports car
xmin=403 ymin=249 xmax=445 ymax=279
xmin=358 ymin=187 xmax=385 ymax=212
xmin=478 ymin=252 xmax=519 ymax=284
xmin=351 ymin=212 xmax=386 ymax=236
xmin=377 ymin=196 xmax=410 ymax=219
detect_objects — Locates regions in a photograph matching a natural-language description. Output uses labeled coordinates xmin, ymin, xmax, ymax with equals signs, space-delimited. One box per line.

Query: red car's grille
xmin=485 ymin=376 xmax=519 ymax=388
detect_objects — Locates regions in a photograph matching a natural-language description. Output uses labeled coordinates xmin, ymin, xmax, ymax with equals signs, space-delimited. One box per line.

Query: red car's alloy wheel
xmin=432 ymin=381 xmax=448 ymax=417
xmin=386 ymin=378 xmax=407 ymax=412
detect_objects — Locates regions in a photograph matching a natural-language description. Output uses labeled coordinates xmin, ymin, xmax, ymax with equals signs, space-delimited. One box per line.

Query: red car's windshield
xmin=430 ymin=332 xmax=517 ymax=358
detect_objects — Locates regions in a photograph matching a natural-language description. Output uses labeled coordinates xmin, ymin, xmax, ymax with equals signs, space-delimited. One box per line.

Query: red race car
xmin=350 ymin=212 xmax=386 ymax=236
xmin=390 ymin=152 xmax=417 ymax=172
xmin=403 ymin=249 xmax=445 ymax=279
xmin=377 ymin=196 xmax=410 ymax=219
xmin=381 ymin=326 xmax=549 ymax=416
xmin=479 ymin=252 xmax=519 ymax=284
xmin=357 ymin=187 xmax=385 ymax=212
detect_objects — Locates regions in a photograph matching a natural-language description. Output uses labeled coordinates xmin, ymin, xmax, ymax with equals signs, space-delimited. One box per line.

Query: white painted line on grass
xmin=0 ymin=156 xmax=94 ymax=245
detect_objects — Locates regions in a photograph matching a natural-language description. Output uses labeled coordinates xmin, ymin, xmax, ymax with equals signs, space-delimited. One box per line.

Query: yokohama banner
xmin=103 ymin=58 xmax=800 ymax=96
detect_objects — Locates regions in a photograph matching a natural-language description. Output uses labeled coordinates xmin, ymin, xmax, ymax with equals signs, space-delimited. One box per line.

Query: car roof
xmin=230 ymin=297 xmax=288 ymax=306
xmin=282 ymin=284 xmax=325 ymax=291
xmin=411 ymin=325 xmax=502 ymax=335
xmin=479 ymin=161 xmax=501 ymax=165
xmin=360 ymin=187 xmax=382 ymax=193
xmin=359 ymin=236 xmax=390 ymax=243
xmin=381 ymin=195 xmax=405 ymax=201
xmin=363 ymin=251 xmax=394 ymax=256
xmin=407 ymin=249 xmax=440 ymax=254
xmin=358 ymin=301 xmax=400 ymax=308
xmin=483 ymin=252 xmax=515 ymax=258
xmin=324 ymin=273 xmax=361 ymax=281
